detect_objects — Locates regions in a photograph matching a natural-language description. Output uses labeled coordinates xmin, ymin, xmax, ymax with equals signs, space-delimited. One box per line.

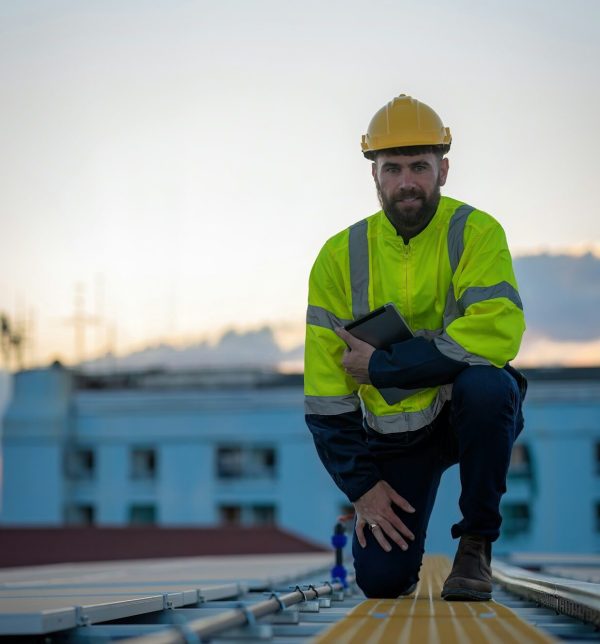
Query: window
xmin=508 ymin=444 xmax=532 ymax=479
xmin=218 ymin=504 xmax=277 ymax=526
xmin=129 ymin=504 xmax=157 ymax=525
xmin=595 ymin=502 xmax=600 ymax=533
xmin=252 ymin=504 xmax=276 ymax=526
xmin=131 ymin=448 xmax=157 ymax=480
xmin=216 ymin=446 xmax=276 ymax=479
xmin=501 ymin=502 xmax=530 ymax=536
xmin=64 ymin=503 xmax=95 ymax=525
xmin=595 ymin=443 xmax=600 ymax=476
xmin=64 ymin=447 xmax=95 ymax=481
xmin=220 ymin=505 xmax=242 ymax=525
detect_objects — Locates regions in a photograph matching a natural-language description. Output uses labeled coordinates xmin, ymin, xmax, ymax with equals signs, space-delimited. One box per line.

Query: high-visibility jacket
xmin=304 ymin=196 xmax=525 ymax=437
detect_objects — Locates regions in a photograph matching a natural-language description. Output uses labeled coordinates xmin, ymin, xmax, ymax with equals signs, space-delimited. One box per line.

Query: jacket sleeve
xmin=368 ymin=336 xmax=469 ymax=390
xmin=304 ymin=241 xmax=381 ymax=502
xmin=433 ymin=215 xmax=526 ymax=368
xmin=369 ymin=213 xmax=525 ymax=389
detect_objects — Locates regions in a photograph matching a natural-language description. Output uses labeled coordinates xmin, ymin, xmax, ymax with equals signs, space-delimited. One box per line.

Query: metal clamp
xmin=236 ymin=602 xmax=257 ymax=627
xmin=267 ymin=591 xmax=287 ymax=611
xmin=293 ymin=585 xmax=309 ymax=602
xmin=306 ymin=584 xmax=319 ymax=598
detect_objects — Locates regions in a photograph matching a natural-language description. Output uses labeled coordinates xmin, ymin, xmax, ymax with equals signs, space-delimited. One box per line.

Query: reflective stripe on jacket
xmin=304 ymin=196 xmax=525 ymax=434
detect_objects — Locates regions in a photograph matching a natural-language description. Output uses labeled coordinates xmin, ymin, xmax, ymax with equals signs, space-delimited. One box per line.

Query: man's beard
xmin=375 ymin=179 xmax=441 ymax=232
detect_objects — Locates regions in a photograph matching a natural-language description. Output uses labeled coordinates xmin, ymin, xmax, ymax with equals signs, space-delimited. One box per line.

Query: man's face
xmin=372 ymin=151 xmax=449 ymax=232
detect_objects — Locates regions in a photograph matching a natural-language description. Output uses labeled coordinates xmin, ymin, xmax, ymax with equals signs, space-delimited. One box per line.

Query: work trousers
xmin=352 ymin=365 xmax=524 ymax=598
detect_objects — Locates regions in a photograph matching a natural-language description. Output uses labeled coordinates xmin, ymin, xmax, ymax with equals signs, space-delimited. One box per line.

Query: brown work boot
xmin=441 ymin=534 xmax=492 ymax=601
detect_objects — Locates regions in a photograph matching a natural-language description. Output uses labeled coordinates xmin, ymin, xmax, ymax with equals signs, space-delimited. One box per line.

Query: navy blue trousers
xmin=352 ymin=365 xmax=524 ymax=598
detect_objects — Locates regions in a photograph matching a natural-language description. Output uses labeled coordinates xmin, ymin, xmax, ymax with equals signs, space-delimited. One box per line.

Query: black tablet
xmin=344 ymin=302 xmax=413 ymax=349
xmin=344 ymin=303 xmax=421 ymax=406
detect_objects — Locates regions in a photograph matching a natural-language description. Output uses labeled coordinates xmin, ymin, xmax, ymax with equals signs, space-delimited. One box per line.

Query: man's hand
xmin=335 ymin=327 xmax=376 ymax=384
xmin=354 ymin=481 xmax=416 ymax=552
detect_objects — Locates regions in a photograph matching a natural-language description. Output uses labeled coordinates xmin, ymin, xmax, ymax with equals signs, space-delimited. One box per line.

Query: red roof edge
xmin=0 ymin=526 xmax=329 ymax=568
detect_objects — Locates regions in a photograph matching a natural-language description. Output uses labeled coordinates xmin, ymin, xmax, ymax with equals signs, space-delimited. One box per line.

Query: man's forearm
xmin=369 ymin=336 xmax=469 ymax=390
xmin=306 ymin=410 xmax=381 ymax=502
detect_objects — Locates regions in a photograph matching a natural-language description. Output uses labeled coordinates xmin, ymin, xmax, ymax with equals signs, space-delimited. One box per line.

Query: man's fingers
xmin=393 ymin=494 xmax=415 ymax=514
xmin=379 ymin=518 xmax=412 ymax=550
xmin=383 ymin=482 xmax=415 ymax=513
xmin=386 ymin=512 xmax=415 ymax=542
xmin=334 ymin=327 xmax=355 ymax=345
xmin=359 ymin=515 xmax=414 ymax=552
xmin=335 ymin=327 xmax=371 ymax=349
xmin=371 ymin=525 xmax=392 ymax=552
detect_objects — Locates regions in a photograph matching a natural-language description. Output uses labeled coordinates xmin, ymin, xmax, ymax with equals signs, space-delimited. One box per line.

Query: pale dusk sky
xmin=1 ymin=0 xmax=599 ymax=366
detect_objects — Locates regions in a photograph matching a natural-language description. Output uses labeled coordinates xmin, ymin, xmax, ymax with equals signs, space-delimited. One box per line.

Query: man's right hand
xmin=354 ymin=480 xmax=416 ymax=552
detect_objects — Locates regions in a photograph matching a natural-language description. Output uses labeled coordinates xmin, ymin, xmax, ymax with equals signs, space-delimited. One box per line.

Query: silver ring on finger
xmin=369 ymin=523 xmax=379 ymax=531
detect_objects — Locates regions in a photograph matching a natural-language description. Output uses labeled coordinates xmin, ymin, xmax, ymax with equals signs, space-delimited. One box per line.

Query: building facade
xmin=1 ymin=364 xmax=599 ymax=555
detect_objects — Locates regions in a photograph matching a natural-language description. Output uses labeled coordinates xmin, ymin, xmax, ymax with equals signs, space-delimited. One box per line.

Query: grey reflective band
xmin=443 ymin=285 xmax=462 ymax=328
xmin=447 ymin=204 xmax=475 ymax=273
xmin=364 ymin=385 xmax=452 ymax=434
xmin=434 ymin=332 xmax=492 ymax=366
xmin=306 ymin=305 xmax=352 ymax=331
xmin=458 ymin=281 xmax=523 ymax=313
xmin=414 ymin=328 xmax=443 ymax=341
xmin=348 ymin=219 xmax=370 ymax=319
xmin=304 ymin=394 xmax=361 ymax=415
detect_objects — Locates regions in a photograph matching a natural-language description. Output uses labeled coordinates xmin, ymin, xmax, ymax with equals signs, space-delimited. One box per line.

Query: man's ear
xmin=371 ymin=162 xmax=377 ymax=179
xmin=438 ymin=157 xmax=449 ymax=186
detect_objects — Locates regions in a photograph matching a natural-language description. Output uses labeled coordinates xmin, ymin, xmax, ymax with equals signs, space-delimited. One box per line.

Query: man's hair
xmin=365 ymin=144 xmax=450 ymax=162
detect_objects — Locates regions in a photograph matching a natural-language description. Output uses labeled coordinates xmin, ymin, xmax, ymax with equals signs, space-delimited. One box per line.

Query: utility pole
xmin=0 ymin=312 xmax=28 ymax=371
xmin=64 ymin=283 xmax=100 ymax=366
xmin=0 ymin=314 xmax=11 ymax=368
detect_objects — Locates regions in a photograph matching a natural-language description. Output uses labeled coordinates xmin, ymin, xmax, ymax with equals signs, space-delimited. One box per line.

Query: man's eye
xmin=414 ymin=164 xmax=428 ymax=172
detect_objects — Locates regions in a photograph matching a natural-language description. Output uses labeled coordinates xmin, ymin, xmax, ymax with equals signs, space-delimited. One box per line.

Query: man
xmin=304 ymin=94 xmax=526 ymax=600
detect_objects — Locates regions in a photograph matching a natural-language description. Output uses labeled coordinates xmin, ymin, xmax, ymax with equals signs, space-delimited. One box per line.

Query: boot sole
xmin=441 ymin=587 xmax=492 ymax=601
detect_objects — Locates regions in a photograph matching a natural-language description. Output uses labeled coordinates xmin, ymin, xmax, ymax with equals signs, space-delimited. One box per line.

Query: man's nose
xmin=396 ymin=170 xmax=417 ymax=190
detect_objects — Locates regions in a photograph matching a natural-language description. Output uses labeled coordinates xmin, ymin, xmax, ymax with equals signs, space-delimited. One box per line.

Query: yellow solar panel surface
xmin=314 ymin=556 xmax=557 ymax=643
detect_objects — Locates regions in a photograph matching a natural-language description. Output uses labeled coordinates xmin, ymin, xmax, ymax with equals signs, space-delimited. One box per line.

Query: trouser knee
xmin=353 ymin=540 xmax=422 ymax=598
xmin=452 ymin=366 xmax=520 ymax=439
xmin=453 ymin=366 xmax=517 ymax=413
xmin=355 ymin=564 xmax=418 ymax=598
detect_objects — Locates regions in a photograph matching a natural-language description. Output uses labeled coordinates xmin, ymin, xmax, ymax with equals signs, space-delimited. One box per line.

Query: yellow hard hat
xmin=361 ymin=94 xmax=451 ymax=158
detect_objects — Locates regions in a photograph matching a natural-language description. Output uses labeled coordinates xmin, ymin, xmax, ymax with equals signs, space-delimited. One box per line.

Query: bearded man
xmin=304 ymin=94 xmax=527 ymax=600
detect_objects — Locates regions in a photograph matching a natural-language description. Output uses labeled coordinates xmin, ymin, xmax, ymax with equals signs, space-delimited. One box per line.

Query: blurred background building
xmin=1 ymin=363 xmax=599 ymax=555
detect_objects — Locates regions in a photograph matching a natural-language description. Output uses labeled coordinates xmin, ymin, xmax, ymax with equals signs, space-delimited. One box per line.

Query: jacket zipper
xmin=403 ymin=242 xmax=411 ymax=324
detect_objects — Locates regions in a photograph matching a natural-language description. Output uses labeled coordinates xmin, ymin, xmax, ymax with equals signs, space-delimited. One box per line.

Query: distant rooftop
xmin=71 ymin=365 xmax=600 ymax=391
xmin=74 ymin=368 xmax=304 ymax=391
xmin=520 ymin=366 xmax=600 ymax=381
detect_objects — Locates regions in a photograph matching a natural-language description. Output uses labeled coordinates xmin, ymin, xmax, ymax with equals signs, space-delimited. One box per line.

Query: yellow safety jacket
xmin=304 ymin=196 xmax=525 ymax=434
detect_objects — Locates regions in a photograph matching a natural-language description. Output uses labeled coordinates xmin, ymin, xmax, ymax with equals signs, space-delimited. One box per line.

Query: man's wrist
xmin=347 ymin=474 xmax=382 ymax=503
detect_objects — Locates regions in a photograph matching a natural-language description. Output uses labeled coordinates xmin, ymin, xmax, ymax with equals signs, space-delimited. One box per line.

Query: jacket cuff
xmin=346 ymin=474 xmax=381 ymax=503
xmin=369 ymin=336 xmax=468 ymax=389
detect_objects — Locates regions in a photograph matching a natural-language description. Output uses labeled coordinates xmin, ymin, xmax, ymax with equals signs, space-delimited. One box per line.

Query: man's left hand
xmin=335 ymin=327 xmax=375 ymax=384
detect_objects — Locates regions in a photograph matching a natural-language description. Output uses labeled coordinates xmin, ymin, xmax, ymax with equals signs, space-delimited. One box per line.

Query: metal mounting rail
xmin=493 ymin=560 xmax=600 ymax=628
xmin=125 ymin=580 xmax=346 ymax=644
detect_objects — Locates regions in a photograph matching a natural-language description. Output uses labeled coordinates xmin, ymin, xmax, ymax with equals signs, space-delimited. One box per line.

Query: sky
xmin=1 ymin=0 xmax=599 ymax=367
